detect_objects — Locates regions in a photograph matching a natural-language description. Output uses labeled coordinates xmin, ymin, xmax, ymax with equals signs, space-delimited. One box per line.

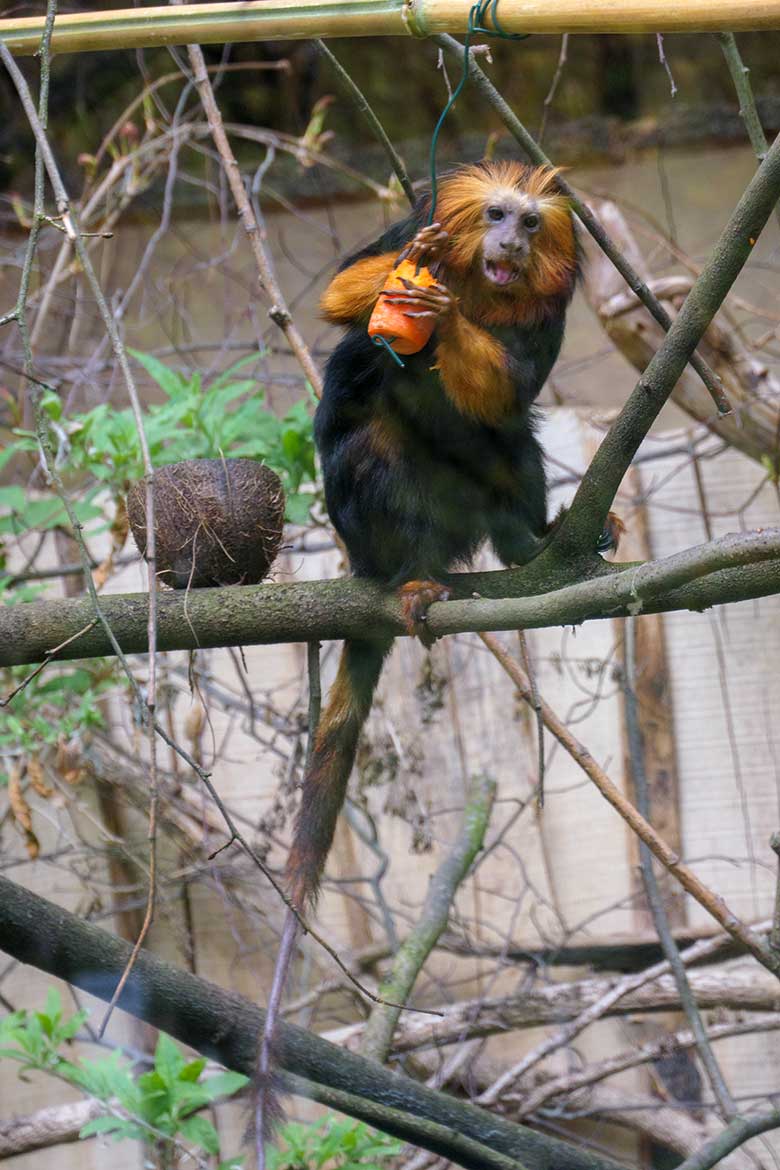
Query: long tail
xmin=286 ymin=635 xmax=392 ymax=909
xmin=255 ymin=635 xmax=392 ymax=1168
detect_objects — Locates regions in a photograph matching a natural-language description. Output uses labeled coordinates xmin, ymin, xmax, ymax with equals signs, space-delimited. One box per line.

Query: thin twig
xmin=538 ymin=34 xmax=568 ymax=144
xmin=624 ymin=619 xmax=736 ymax=1119
xmin=360 ymin=772 xmax=496 ymax=1062
xmin=0 ymin=620 xmax=98 ymax=707
xmin=314 ymin=40 xmax=415 ymax=208
xmin=478 ymin=631 xmax=780 ymax=980
xmin=516 ymin=631 xmax=544 ymax=807
xmin=717 ymin=32 xmax=780 ymax=232
xmin=656 ymin=34 xmax=678 ymax=97
xmin=770 ymin=831 xmax=780 ymax=956
xmin=0 ymin=29 xmax=163 ymax=1037
xmin=183 ymin=41 xmax=322 ymax=395
xmin=675 ymin=1109 xmax=780 ymax=1170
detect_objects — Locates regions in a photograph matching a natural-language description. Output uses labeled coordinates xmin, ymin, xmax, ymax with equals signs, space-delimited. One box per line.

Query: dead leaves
xmin=8 ymin=762 xmax=40 ymax=859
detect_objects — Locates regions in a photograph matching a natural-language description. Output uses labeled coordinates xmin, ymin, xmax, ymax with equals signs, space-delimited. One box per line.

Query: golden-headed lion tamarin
xmin=255 ymin=161 xmax=580 ymax=1161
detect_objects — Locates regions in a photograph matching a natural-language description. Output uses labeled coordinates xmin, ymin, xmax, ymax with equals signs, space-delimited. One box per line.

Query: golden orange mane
xmin=434 ymin=162 xmax=577 ymax=320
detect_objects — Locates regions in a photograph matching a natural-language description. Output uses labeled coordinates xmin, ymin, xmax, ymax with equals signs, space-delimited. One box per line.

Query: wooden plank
xmin=615 ymin=468 xmax=686 ymax=931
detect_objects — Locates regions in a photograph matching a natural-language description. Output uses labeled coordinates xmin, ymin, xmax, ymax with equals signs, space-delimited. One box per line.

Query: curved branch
xmin=0 ymin=874 xmax=624 ymax=1170
xmin=434 ymin=34 xmax=730 ymax=414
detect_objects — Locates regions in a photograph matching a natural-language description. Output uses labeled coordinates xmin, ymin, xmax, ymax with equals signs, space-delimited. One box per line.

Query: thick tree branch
xmin=2 ymin=529 xmax=778 ymax=670
xmin=580 ymin=201 xmax=780 ymax=469
xmin=555 ymin=127 xmax=780 ymax=554
xmin=0 ymin=1099 xmax=103 ymax=1158
xmin=0 ymin=874 xmax=625 ymax=1170
xmin=675 ymin=1109 xmax=780 ymax=1170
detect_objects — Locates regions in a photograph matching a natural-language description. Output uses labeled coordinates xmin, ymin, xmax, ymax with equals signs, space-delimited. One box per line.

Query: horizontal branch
xmin=3 ymin=0 xmax=780 ymax=57
xmin=0 ymin=874 xmax=623 ymax=1170
xmin=2 ymin=529 xmax=779 ymax=669
xmin=325 ymin=962 xmax=780 ymax=1052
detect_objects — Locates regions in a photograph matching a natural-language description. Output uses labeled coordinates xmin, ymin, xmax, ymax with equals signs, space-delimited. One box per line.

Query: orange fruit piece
xmin=368 ymin=259 xmax=438 ymax=355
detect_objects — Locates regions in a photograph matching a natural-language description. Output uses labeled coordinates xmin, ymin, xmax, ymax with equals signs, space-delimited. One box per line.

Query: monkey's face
xmin=479 ymin=193 xmax=542 ymax=289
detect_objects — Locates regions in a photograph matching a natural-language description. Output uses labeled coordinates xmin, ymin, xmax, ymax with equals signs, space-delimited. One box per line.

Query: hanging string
xmin=427 ymin=0 xmax=530 ymax=225
xmin=373 ymin=0 xmax=529 ymax=365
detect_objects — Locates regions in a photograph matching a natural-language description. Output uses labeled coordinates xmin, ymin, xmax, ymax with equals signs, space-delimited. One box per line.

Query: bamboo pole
xmin=2 ymin=0 xmax=780 ymax=57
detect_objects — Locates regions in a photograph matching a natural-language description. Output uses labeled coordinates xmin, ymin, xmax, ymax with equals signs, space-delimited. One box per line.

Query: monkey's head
xmin=435 ymin=162 xmax=577 ymax=302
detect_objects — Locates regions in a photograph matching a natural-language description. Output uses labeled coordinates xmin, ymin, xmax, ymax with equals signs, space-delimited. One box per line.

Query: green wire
xmin=427 ymin=0 xmax=530 ymax=226
xmin=375 ymin=0 xmax=530 ymax=367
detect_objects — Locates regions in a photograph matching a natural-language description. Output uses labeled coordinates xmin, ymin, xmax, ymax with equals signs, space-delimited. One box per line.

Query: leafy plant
xmin=7 ymin=352 xmax=318 ymax=525
xmin=266 ymin=1115 xmax=404 ymax=1170
xmin=0 ymin=661 xmax=115 ymax=786
xmin=0 ymin=989 xmax=248 ymax=1167
xmin=0 ymin=991 xmax=399 ymax=1168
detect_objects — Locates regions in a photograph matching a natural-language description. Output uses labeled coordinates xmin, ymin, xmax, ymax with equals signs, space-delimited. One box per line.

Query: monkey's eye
xmin=523 ymin=212 xmax=541 ymax=232
xmin=486 ymin=206 xmax=505 ymax=222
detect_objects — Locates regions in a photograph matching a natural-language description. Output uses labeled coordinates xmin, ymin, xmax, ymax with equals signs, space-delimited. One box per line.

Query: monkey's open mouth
xmin=483 ymin=258 xmax=523 ymax=287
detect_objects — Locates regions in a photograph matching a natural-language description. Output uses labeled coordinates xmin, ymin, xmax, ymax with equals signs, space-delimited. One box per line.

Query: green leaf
xmin=153 ymin=1032 xmax=184 ymax=1087
xmin=0 ymin=486 xmax=26 ymax=512
xmin=179 ymin=1057 xmax=207 ymax=1082
xmin=200 ymin=1070 xmax=250 ymax=1100
xmin=79 ymin=1115 xmax=126 ymax=1138
xmin=179 ymin=1113 xmax=220 ymax=1154
xmin=284 ymin=491 xmax=314 ymax=525
xmin=130 ymin=349 xmax=188 ymax=398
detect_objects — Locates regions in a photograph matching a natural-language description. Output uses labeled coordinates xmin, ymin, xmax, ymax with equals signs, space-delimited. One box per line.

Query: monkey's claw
xmin=399 ymin=580 xmax=451 ymax=647
xmin=397 ymin=223 xmax=449 ymax=269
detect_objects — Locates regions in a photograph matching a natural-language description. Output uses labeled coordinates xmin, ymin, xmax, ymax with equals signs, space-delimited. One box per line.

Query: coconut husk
xmin=127 ymin=459 xmax=285 ymax=589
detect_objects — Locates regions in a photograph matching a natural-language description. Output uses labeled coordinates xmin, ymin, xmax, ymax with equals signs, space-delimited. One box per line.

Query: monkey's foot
xmin=597 ymin=511 xmax=626 ymax=554
xmin=399 ymin=580 xmax=451 ymax=648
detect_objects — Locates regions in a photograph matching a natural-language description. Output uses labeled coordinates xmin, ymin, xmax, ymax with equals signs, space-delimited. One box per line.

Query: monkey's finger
xmin=390 ymin=287 xmax=451 ymax=303
xmin=402 ymin=310 xmax=438 ymax=319
xmin=397 ymin=226 xmax=448 ymax=263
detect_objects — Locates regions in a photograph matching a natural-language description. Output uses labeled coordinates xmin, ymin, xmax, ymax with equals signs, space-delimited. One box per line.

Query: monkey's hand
xmin=381 ymin=278 xmax=455 ymax=322
xmin=397 ymin=222 xmax=449 ymax=270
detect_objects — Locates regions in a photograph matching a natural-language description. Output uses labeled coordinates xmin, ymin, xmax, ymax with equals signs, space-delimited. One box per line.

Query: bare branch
xmin=360 ymin=772 xmax=495 ymax=1062
xmin=183 ymin=41 xmax=323 ymax=395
